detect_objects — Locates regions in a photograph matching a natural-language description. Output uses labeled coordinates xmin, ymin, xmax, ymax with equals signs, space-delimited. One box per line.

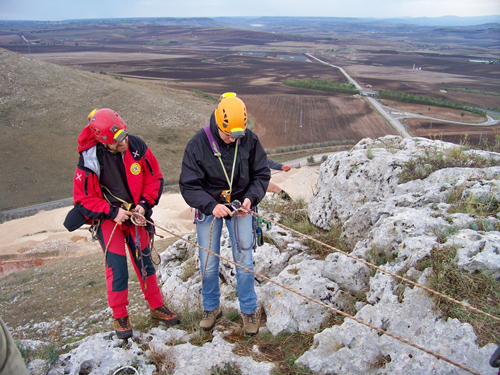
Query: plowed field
xmin=244 ymin=94 xmax=395 ymax=148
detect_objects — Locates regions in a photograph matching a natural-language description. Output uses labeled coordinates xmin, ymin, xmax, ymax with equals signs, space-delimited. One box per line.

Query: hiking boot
xmin=113 ymin=316 xmax=133 ymax=339
xmin=151 ymin=305 xmax=179 ymax=325
xmin=279 ymin=190 xmax=291 ymax=201
xmin=200 ymin=306 xmax=222 ymax=331
xmin=242 ymin=311 xmax=260 ymax=336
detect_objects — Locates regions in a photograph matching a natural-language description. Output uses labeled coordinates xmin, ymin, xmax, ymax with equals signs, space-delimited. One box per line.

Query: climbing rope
xmin=130 ymin=210 xmax=492 ymax=375
xmin=112 ymin=366 xmax=139 ymax=375
xmin=101 ymin=216 xmax=159 ymax=291
xmin=103 ymin=222 xmax=119 ymax=270
xmin=244 ymin=206 xmax=500 ymax=324
xmin=200 ymin=214 xmax=252 ymax=286
xmin=200 ymin=216 xmax=216 ymax=287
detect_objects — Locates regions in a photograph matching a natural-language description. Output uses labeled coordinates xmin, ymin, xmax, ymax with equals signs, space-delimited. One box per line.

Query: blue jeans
xmin=196 ymin=212 xmax=257 ymax=314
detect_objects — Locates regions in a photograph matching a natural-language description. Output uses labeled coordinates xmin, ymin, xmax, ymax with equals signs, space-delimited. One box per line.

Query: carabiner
xmin=231 ymin=199 xmax=242 ymax=211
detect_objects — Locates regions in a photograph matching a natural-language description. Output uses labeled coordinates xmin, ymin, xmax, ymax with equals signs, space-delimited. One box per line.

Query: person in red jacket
xmin=64 ymin=108 xmax=178 ymax=339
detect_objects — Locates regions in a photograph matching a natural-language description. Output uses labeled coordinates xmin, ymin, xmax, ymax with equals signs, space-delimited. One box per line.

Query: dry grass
xmin=226 ymin=329 xmax=315 ymax=375
xmin=260 ymin=198 xmax=350 ymax=259
xmin=0 ymin=48 xmax=215 ymax=211
xmin=414 ymin=245 xmax=500 ymax=346
xmin=0 ymin=237 xmax=178 ymax=344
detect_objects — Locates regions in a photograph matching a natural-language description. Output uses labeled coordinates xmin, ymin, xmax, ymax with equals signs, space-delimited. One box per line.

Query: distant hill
xmin=0 ymin=48 xmax=215 ymax=211
xmin=383 ymin=15 xmax=500 ymax=27
xmin=213 ymin=16 xmax=500 ymax=33
xmin=7 ymin=16 xmax=497 ymax=36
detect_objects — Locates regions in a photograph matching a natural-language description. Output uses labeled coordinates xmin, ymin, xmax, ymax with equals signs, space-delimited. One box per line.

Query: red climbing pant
xmin=97 ymin=219 xmax=164 ymax=318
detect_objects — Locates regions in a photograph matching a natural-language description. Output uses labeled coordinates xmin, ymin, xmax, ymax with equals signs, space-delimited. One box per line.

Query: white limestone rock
xmin=322 ymin=252 xmax=370 ymax=294
xmin=448 ymin=229 xmax=500 ymax=278
xmin=259 ymin=260 xmax=341 ymax=335
xmin=166 ymin=334 xmax=274 ymax=375
xmin=297 ymin=287 xmax=495 ymax=375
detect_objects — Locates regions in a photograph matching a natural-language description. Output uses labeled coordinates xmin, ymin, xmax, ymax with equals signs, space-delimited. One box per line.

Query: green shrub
xmin=398 ymin=146 xmax=500 ymax=183
xmin=284 ymin=78 xmax=359 ymax=95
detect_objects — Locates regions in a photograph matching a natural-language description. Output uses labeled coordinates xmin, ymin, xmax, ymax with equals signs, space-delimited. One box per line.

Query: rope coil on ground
xmin=131 ymin=211 xmax=489 ymax=375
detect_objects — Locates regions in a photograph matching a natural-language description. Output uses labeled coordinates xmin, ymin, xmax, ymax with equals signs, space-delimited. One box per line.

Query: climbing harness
xmin=198 ymin=124 xmax=247 ymax=281
xmin=101 ymin=185 xmax=134 ymax=212
xmin=131 ymin=206 xmax=499 ymax=375
xmin=252 ymin=206 xmax=271 ymax=248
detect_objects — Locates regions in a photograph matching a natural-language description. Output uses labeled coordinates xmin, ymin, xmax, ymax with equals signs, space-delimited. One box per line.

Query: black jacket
xmin=179 ymin=114 xmax=270 ymax=215
xmin=268 ymin=159 xmax=284 ymax=171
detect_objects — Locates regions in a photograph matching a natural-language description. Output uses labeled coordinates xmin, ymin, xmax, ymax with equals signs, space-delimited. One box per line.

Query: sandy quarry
xmin=0 ymin=164 xmax=321 ymax=261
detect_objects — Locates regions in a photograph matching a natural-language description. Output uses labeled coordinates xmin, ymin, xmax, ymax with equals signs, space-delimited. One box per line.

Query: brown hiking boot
xmin=242 ymin=311 xmax=260 ymax=336
xmin=113 ymin=316 xmax=133 ymax=339
xmin=151 ymin=305 xmax=179 ymax=325
xmin=200 ymin=306 xmax=222 ymax=331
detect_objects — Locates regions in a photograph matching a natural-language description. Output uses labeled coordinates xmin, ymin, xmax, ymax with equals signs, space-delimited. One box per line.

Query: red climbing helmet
xmin=88 ymin=108 xmax=128 ymax=144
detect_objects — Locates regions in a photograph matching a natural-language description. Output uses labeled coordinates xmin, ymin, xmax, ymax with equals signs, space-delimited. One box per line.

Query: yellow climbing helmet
xmin=215 ymin=93 xmax=247 ymax=139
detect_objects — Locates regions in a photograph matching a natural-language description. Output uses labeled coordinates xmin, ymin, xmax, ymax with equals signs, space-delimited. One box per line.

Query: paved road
xmin=306 ymin=53 xmax=411 ymax=137
xmin=305 ymin=53 xmax=499 ymax=137
xmin=381 ymin=104 xmax=500 ymax=126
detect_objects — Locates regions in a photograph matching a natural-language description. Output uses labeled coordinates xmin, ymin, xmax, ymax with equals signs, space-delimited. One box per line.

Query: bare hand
xmin=237 ymin=198 xmax=252 ymax=217
xmin=212 ymin=204 xmax=233 ymax=218
xmin=133 ymin=205 xmax=146 ymax=216
xmin=114 ymin=207 xmax=132 ymax=224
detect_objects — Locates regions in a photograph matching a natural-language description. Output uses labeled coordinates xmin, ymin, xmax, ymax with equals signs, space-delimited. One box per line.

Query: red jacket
xmin=64 ymin=126 xmax=163 ymax=231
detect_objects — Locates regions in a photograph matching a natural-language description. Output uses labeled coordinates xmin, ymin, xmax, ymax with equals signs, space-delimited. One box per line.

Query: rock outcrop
xmin=30 ymin=136 xmax=500 ymax=375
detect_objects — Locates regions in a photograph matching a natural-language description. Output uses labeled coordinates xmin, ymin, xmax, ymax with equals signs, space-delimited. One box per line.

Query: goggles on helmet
xmin=112 ymin=127 xmax=128 ymax=143
xmin=229 ymin=127 xmax=245 ymax=139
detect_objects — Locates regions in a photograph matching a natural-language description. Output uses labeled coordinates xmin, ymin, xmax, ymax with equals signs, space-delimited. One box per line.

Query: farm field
xmin=406 ymin=118 xmax=500 ymax=146
xmin=244 ymin=94 xmax=393 ymax=149
xmin=1 ymin=17 xmax=499 ymax=209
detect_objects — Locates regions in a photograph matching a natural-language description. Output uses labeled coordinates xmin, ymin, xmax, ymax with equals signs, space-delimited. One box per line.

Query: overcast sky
xmin=1 ymin=0 xmax=499 ymax=21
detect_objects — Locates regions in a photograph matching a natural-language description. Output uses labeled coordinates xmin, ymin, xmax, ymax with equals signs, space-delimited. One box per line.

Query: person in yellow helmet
xmin=179 ymin=93 xmax=270 ymax=336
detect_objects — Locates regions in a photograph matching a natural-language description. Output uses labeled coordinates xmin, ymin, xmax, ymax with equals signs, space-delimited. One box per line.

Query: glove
xmin=282 ymin=165 xmax=291 ymax=172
